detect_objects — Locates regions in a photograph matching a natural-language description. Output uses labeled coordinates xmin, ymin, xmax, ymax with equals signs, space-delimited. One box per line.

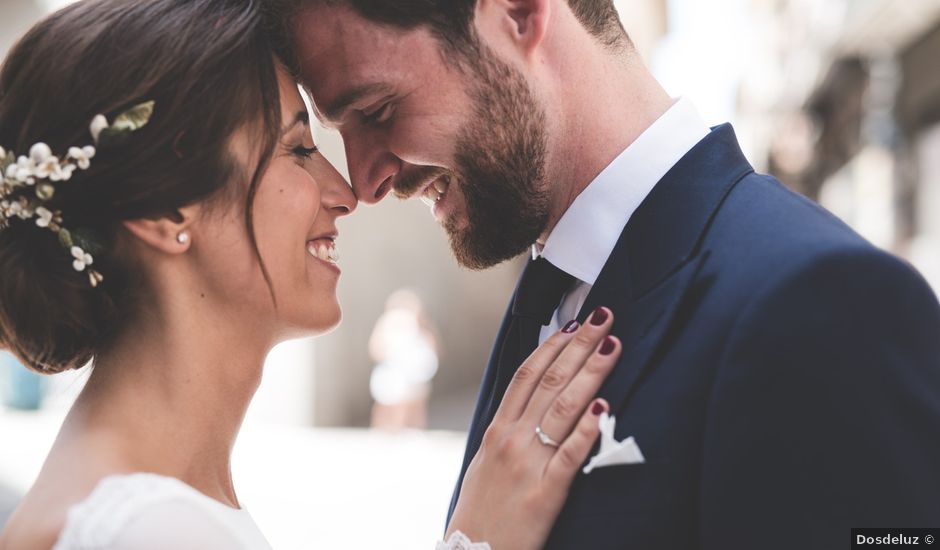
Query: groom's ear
xmin=121 ymin=204 xmax=199 ymax=255
xmin=476 ymin=0 xmax=550 ymax=58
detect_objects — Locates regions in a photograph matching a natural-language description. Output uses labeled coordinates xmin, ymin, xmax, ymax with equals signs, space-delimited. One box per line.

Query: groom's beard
xmin=447 ymin=50 xmax=551 ymax=270
xmin=390 ymin=49 xmax=551 ymax=270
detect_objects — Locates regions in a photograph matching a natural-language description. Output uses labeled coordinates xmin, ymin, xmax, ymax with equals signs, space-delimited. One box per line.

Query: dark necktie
xmin=472 ymin=257 xmax=576 ymax=456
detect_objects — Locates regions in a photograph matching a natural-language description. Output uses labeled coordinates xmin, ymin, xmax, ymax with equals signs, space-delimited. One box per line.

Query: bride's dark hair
xmin=0 ymin=0 xmax=284 ymax=374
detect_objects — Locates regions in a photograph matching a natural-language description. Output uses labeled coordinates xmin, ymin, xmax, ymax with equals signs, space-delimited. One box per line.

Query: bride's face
xmin=195 ymin=67 xmax=356 ymax=340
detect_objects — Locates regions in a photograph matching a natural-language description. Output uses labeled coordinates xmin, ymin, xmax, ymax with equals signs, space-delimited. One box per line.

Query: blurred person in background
xmin=368 ymin=289 xmax=440 ymax=431
xmin=274 ymin=0 xmax=940 ymax=547
xmin=0 ymin=0 xmax=625 ymax=548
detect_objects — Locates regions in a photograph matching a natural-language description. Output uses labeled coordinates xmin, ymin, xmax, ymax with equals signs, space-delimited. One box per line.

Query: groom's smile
xmin=291 ymin=2 xmax=554 ymax=269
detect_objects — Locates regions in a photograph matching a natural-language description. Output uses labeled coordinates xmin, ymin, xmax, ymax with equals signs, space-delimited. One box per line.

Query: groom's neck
xmin=539 ymin=47 xmax=674 ymax=243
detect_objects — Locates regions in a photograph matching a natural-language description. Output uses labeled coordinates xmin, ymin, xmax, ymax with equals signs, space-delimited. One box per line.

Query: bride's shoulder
xmin=0 ymin=467 xmax=119 ymax=550
xmin=1 ymin=473 xmax=250 ymax=550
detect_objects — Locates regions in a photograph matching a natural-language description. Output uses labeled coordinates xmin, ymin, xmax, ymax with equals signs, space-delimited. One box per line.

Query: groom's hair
xmin=268 ymin=0 xmax=631 ymax=71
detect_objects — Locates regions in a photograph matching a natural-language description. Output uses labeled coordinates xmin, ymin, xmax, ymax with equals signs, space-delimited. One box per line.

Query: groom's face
xmin=293 ymin=4 xmax=551 ymax=269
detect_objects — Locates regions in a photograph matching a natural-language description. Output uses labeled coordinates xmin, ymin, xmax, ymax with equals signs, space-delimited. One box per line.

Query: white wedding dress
xmin=52 ymin=473 xmax=273 ymax=550
xmin=51 ymin=473 xmax=488 ymax=549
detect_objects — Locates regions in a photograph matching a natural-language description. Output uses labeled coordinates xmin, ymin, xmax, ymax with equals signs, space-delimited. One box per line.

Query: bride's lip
xmin=308 ymin=230 xmax=338 ymax=241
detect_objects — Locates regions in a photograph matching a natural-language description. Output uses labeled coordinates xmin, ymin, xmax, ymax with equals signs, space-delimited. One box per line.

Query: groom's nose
xmin=343 ymin=133 xmax=400 ymax=205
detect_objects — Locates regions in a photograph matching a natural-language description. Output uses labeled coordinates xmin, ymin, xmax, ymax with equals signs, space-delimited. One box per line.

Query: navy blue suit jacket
xmin=450 ymin=125 xmax=940 ymax=549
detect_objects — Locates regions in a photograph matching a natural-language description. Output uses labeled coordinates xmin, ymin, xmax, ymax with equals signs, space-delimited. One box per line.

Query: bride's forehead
xmin=277 ymin=71 xmax=308 ymax=115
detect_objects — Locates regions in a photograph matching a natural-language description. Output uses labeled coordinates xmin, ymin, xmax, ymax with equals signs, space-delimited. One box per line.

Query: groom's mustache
xmin=393 ymin=166 xmax=452 ymax=199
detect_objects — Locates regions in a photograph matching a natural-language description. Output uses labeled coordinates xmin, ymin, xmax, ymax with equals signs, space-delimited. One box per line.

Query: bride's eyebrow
xmin=281 ymin=110 xmax=310 ymax=135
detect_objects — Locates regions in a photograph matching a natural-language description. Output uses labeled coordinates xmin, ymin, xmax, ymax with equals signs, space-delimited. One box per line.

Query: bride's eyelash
xmin=292 ymin=145 xmax=319 ymax=159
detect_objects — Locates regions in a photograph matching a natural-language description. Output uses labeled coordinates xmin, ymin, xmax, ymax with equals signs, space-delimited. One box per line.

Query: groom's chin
xmin=447 ymin=227 xmax=532 ymax=271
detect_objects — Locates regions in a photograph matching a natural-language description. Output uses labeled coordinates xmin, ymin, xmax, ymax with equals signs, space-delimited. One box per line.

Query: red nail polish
xmin=591 ymin=401 xmax=605 ymax=415
xmin=562 ymin=320 xmax=579 ymax=333
xmin=590 ymin=307 xmax=609 ymax=326
xmin=599 ymin=336 xmax=616 ymax=355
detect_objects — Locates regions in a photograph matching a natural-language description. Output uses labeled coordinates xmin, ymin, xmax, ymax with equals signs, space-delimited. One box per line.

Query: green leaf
xmin=112 ymin=100 xmax=155 ymax=132
xmin=58 ymin=228 xmax=73 ymax=249
xmin=71 ymin=228 xmax=106 ymax=256
xmin=98 ymin=100 xmax=155 ymax=148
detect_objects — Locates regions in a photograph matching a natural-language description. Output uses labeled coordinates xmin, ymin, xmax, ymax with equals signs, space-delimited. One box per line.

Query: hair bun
xmin=0 ymin=222 xmax=115 ymax=374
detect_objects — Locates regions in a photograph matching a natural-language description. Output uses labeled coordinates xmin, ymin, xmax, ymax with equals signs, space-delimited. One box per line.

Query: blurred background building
xmin=2 ymin=0 xmax=939 ymax=547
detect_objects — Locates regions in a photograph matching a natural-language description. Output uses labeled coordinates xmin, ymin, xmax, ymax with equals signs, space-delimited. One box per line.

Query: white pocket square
xmin=582 ymin=412 xmax=645 ymax=474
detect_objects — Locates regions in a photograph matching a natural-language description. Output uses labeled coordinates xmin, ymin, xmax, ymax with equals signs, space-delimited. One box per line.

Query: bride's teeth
xmin=307 ymin=240 xmax=338 ymax=264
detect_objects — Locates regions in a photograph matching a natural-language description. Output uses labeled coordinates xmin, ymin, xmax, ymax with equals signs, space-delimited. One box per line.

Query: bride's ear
xmin=122 ymin=205 xmax=199 ymax=255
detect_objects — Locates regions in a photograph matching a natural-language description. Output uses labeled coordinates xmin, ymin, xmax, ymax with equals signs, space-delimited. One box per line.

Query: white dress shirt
xmin=536 ymin=97 xmax=710 ymax=343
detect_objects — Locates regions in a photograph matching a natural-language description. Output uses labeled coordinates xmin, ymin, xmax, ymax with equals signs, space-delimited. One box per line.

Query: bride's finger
xmin=534 ymin=335 xmax=620 ymax=448
xmin=492 ymin=321 xmax=581 ymax=423
xmin=519 ymin=308 xmax=614 ymax=428
xmin=544 ymin=399 xmax=609 ymax=488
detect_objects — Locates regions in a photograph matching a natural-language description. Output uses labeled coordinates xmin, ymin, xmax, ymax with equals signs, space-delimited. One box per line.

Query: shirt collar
xmin=533 ymin=97 xmax=710 ymax=285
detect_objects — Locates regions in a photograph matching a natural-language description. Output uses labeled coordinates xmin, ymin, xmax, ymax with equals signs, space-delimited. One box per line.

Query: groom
xmin=274 ymin=0 xmax=940 ymax=547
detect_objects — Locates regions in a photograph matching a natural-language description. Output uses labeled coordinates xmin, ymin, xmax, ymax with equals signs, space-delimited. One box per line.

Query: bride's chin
xmin=294 ymin=306 xmax=344 ymax=337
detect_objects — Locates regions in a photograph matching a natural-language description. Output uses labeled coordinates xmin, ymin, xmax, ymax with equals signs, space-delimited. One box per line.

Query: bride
xmin=0 ymin=1 xmax=622 ymax=548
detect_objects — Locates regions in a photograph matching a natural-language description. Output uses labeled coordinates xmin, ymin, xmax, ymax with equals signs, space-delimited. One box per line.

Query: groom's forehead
xmin=294 ymin=5 xmax=450 ymax=105
xmin=293 ymin=2 xmax=429 ymax=64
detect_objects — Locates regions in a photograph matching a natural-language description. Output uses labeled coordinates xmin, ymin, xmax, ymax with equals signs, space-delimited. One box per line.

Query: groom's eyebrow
xmin=320 ymin=82 xmax=393 ymax=124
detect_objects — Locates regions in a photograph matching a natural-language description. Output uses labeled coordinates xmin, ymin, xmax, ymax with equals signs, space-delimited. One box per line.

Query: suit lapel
xmin=576 ymin=124 xmax=755 ymax=413
xmin=586 ymin=252 xmax=710 ymax=412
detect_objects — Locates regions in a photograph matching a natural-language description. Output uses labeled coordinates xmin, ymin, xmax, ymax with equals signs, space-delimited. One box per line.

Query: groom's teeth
xmin=422 ymin=177 xmax=450 ymax=206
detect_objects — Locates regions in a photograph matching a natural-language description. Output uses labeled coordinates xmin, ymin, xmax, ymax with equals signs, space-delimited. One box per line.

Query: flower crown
xmin=0 ymin=101 xmax=154 ymax=288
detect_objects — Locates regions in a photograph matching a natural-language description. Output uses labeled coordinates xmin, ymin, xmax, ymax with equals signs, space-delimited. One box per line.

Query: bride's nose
xmin=320 ymin=165 xmax=357 ymax=217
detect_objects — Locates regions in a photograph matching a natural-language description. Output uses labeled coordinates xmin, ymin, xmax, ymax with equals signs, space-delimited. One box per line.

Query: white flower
xmin=34 ymin=155 xmax=61 ymax=180
xmin=14 ymin=156 xmax=35 ymax=185
xmin=0 ymin=146 xmax=6 ymax=159
xmin=15 ymin=169 xmax=35 ymax=185
xmin=4 ymin=163 xmax=17 ymax=179
xmin=90 ymin=115 xmax=109 ymax=143
xmin=58 ymin=163 xmax=76 ymax=181
xmin=35 ymin=206 xmax=53 ymax=228
xmin=47 ymin=160 xmax=76 ymax=182
xmin=7 ymin=201 xmax=25 ymax=219
xmin=71 ymin=246 xmax=94 ymax=272
xmin=67 ymin=146 xmax=95 ymax=170
xmin=29 ymin=142 xmax=53 ymax=164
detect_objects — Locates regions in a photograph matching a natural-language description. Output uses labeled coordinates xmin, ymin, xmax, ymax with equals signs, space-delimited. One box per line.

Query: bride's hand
xmin=447 ymin=308 xmax=621 ymax=550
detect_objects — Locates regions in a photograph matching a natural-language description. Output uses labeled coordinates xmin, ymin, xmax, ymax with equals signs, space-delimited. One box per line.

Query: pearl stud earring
xmin=176 ymin=232 xmax=190 ymax=244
